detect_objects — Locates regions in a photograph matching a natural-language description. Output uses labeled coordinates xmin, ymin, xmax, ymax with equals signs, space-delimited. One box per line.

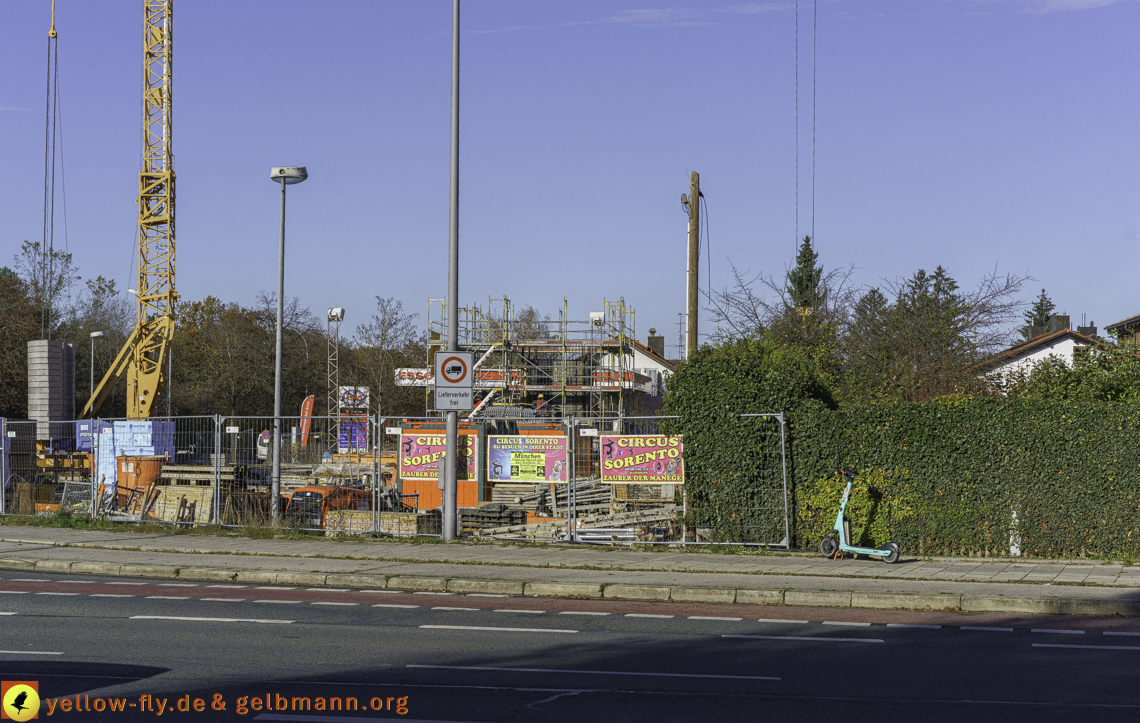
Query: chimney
xmin=1077 ymin=321 xmax=1098 ymax=339
xmin=647 ymin=328 xmax=665 ymax=358
xmin=1047 ymin=315 xmax=1070 ymax=334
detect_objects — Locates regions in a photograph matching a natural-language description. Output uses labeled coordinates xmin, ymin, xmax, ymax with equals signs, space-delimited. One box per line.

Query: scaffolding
xmin=425 ymin=297 xmax=656 ymax=422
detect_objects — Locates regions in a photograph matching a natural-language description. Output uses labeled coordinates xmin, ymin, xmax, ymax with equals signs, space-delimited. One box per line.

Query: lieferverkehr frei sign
xmin=433 ymin=351 xmax=473 ymax=412
xmin=599 ymin=435 xmax=685 ymax=484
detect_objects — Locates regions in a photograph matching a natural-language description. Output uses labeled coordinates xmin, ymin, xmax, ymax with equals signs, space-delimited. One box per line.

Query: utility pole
xmin=685 ymin=171 xmax=701 ymax=358
xmin=442 ymin=0 xmax=460 ymax=541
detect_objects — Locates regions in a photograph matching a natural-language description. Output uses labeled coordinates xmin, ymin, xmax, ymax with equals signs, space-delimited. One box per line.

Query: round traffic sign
xmin=439 ymin=355 xmax=469 ymax=384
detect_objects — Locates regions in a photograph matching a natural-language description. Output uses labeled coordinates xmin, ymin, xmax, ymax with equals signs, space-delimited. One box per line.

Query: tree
xmin=13 ymin=240 xmax=79 ymax=339
xmin=0 ymin=274 xmax=38 ymax=417
xmin=352 ymin=296 xmax=424 ymax=417
xmin=786 ymin=235 xmax=823 ymax=309
xmin=1021 ymin=289 xmax=1055 ymax=339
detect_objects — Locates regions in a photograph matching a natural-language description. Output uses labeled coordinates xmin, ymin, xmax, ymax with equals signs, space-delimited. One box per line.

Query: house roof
xmin=971 ymin=329 xmax=1102 ymax=373
xmin=632 ymin=339 xmax=676 ymax=371
xmin=1105 ymin=312 xmax=1140 ymax=332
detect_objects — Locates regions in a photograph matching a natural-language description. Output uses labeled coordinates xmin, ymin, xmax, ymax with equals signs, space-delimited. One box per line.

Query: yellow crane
xmin=85 ymin=0 xmax=176 ymax=419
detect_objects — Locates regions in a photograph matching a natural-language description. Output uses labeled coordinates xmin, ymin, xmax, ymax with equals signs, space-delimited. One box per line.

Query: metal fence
xmin=1 ymin=412 xmax=788 ymax=547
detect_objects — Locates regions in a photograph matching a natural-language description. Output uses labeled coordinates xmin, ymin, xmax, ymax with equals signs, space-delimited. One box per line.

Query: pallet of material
xmin=325 ymin=510 xmax=375 ymax=535
xmin=378 ymin=510 xmax=440 ymax=536
xmin=480 ymin=505 xmax=682 ymax=538
xmin=144 ymin=486 xmax=214 ymax=525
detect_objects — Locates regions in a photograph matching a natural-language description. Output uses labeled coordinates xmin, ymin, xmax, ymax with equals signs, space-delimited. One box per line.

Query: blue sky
xmin=2 ymin=0 xmax=1137 ymax=354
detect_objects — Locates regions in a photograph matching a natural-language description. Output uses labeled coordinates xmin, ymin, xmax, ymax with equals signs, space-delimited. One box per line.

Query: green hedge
xmin=665 ymin=342 xmax=1140 ymax=557
xmin=792 ymin=399 xmax=1140 ymax=558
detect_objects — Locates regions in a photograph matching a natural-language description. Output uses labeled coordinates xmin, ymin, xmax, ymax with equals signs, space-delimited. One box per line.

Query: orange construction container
xmin=116 ymin=455 xmax=166 ymax=509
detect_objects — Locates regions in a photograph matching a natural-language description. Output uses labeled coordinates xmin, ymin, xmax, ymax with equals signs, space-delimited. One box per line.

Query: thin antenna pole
xmin=812 ymin=0 xmax=817 ymax=244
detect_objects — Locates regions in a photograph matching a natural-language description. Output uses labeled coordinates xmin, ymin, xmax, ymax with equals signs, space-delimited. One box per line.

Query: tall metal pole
xmin=686 ymin=171 xmax=700 ymax=358
xmin=442 ymin=0 xmax=460 ymax=541
xmin=90 ymin=337 xmax=96 ymax=398
xmin=272 ymin=179 xmax=286 ymax=526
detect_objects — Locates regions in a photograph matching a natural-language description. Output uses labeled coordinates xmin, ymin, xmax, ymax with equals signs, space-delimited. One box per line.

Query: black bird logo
xmin=9 ymin=691 xmax=28 ymax=715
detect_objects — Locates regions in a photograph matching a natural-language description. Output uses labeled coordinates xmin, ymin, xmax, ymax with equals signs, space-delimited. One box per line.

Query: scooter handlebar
xmin=838 ymin=469 xmax=857 ymax=479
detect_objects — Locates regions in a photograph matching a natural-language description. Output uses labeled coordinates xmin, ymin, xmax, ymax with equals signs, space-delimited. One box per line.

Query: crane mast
xmin=84 ymin=0 xmax=176 ymax=419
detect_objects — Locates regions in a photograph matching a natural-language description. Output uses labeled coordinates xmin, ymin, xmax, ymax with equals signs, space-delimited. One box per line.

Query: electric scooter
xmin=819 ymin=469 xmax=901 ymax=563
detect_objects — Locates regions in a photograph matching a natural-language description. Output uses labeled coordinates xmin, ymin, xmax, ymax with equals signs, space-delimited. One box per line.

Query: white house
xmin=974 ymin=329 xmax=1100 ymax=380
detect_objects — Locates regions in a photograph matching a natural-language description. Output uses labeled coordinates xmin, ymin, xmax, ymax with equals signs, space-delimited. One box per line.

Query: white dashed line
xmin=1032 ymin=629 xmax=1084 ymax=634
xmin=201 ymin=598 xmax=244 ymax=602
xmin=157 ymin=583 xmax=198 ymax=587
xmin=58 ymin=580 xmax=96 ymax=584
xmin=559 ymin=611 xmax=610 ymax=616
xmin=887 ymin=624 xmax=941 ymax=629
xmin=311 ymin=602 xmax=359 ymax=607
xmin=755 ymin=619 xmax=808 ymax=625
xmin=373 ymin=604 xmax=419 ymax=609
xmin=254 ymin=586 xmax=282 ymax=590
xmin=626 ymin=614 xmax=674 ymax=619
xmin=207 ymin=585 xmax=247 ymax=589
xmin=1104 ymin=631 xmax=1140 ymax=637
xmin=823 ymin=621 xmax=872 ymax=627
xmin=420 ymin=625 xmax=577 ymax=634
xmin=433 ymin=606 xmax=480 ymax=611
xmin=36 ymin=592 xmax=80 ymax=596
xmin=493 ymin=609 xmax=545 ymax=614
xmin=0 ymin=612 xmax=16 ymax=616
xmin=254 ymin=600 xmax=303 ymax=604
xmin=362 ymin=590 xmax=402 ymax=594
xmin=688 ymin=616 xmax=743 ymax=621
xmin=130 ymin=615 xmax=292 ymax=624
xmin=0 ymin=591 xmax=30 ymax=595
xmin=962 ymin=626 xmax=1014 ymax=632
xmin=10 ymin=579 xmax=50 ymax=582
xmin=307 ymin=588 xmax=348 ymax=592
xmin=90 ymin=594 xmax=134 ymax=598
xmin=146 ymin=596 xmax=191 ymax=600
xmin=107 ymin=582 xmax=148 ymax=586
xmin=0 ymin=649 xmax=63 ymax=655
xmin=413 ymin=591 xmax=454 ymax=596
xmin=724 ymin=634 xmax=884 ymax=644
xmin=1034 ymin=643 xmax=1140 ymax=651
xmin=467 ymin=593 xmax=508 ymax=598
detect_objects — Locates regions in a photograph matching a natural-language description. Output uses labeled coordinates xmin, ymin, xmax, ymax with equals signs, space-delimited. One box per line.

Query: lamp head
xmin=90 ymin=331 xmax=107 ymax=339
xmin=271 ymin=166 xmax=309 ymax=185
xmin=681 ymin=193 xmax=691 ymax=215
xmin=327 ymin=307 xmax=346 ymax=322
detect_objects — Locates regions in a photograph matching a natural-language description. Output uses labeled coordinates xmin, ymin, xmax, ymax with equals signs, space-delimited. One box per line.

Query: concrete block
xmin=119 ymin=564 xmax=179 ymax=579
xmin=0 ymin=559 xmax=38 ymax=571
xmin=275 ymin=573 xmax=328 ymax=587
xmin=235 ymin=571 xmax=279 ymax=584
xmin=447 ymin=579 xmax=526 ymax=595
xmin=325 ymin=574 xmax=389 ymax=589
xmin=735 ymin=589 xmax=785 ymax=606
xmin=523 ymin=582 xmax=603 ymax=599
xmin=670 ymin=587 xmax=737 ymax=604
xmin=603 ymin=584 xmax=671 ymax=601
xmin=71 ymin=562 xmax=122 ymax=576
xmin=852 ymin=593 xmax=962 ymax=611
xmin=179 ymin=568 xmax=239 ymax=582
xmin=785 ymin=590 xmax=852 ymax=608
xmin=33 ymin=560 xmax=73 ymax=574
xmin=963 ymin=595 xmax=1140 ymax=617
xmin=387 ymin=576 xmax=448 ymax=591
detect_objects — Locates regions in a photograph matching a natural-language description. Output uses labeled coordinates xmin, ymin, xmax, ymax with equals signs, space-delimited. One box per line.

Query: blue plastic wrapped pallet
xmin=75 ymin=421 xmax=112 ymax=452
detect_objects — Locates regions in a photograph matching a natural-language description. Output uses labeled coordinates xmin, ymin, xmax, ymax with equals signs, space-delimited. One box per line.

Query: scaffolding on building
xmin=424 ymin=297 xmax=658 ymax=423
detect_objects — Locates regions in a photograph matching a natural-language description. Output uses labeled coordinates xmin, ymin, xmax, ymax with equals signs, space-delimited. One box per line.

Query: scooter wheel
xmin=819 ymin=536 xmax=838 ymax=558
xmin=881 ymin=542 xmax=900 ymax=564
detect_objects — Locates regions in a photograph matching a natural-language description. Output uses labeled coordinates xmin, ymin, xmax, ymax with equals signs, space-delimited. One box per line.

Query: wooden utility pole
xmin=685 ymin=171 xmax=700 ymax=358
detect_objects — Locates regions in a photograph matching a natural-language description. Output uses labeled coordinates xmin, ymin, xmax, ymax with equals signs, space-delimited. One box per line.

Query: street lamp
xmin=270 ymin=166 xmax=308 ymax=526
xmin=89 ymin=331 xmax=106 ymax=398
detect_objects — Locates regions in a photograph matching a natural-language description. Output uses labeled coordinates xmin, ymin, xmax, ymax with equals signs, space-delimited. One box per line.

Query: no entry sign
xmin=434 ymin=351 xmax=474 ymax=411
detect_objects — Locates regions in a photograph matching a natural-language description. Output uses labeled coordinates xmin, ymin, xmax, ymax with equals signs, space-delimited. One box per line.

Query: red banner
xmin=299 ymin=395 xmax=315 ymax=449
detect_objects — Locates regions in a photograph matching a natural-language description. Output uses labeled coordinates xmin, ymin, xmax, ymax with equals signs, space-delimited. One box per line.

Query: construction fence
xmin=0 ymin=412 xmax=788 ymax=547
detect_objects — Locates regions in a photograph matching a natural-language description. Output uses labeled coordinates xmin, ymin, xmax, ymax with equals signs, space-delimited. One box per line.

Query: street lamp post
xmin=89 ymin=331 xmax=106 ymax=398
xmin=269 ymin=166 xmax=308 ymax=526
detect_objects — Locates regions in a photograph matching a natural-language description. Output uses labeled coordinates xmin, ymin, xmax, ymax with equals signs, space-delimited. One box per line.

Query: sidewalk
xmin=3 ymin=525 xmax=1140 ymax=617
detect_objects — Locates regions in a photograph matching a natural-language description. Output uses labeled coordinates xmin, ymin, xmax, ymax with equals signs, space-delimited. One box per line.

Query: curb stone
xmin=1 ymin=557 xmax=1139 ymax=617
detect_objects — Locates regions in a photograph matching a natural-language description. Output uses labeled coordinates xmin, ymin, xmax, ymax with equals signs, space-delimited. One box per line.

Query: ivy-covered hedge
xmin=665 ymin=342 xmax=1140 ymax=557
xmin=793 ymin=399 xmax=1140 ymax=558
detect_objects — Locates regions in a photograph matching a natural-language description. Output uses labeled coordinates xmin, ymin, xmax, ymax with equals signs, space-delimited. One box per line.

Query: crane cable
xmin=41 ymin=2 xmax=60 ymax=341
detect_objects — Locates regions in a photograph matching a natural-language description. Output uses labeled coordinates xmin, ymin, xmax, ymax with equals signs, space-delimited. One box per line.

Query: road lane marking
xmin=493 ymin=609 xmax=545 ymax=614
xmin=0 ymin=612 xmax=16 ymax=615
xmin=626 ymin=614 xmax=673 ymax=619
xmin=361 ymin=590 xmax=402 ymax=594
xmin=373 ymin=604 xmax=419 ymax=609
xmin=559 ymin=611 xmax=609 ymax=616
xmin=254 ymin=600 xmax=303 ymax=604
xmin=36 ymin=592 xmax=80 ymax=596
xmin=147 ymin=596 xmax=191 ymax=600
xmin=311 ymin=602 xmax=359 ymax=607
xmin=207 ymin=585 xmax=247 ymax=588
xmin=420 ymin=625 xmax=577 ymax=634
xmin=307 ymin=588 xmax=348 ymax=592
xmin=412 ymin=591 xmax=454 ymax=595
xmin=887 ymin=624 xmax=941 ymax=629
xmin=254 ymin=586 xmax=283 ymax=590
xmin=962 ymin=626 xmax=1014 ymax=632
xmin=467 ymin=593 xmax=508 ymax=598
xmin=0 ymin=591 xmax=30 ymax=594
xmin=433 ymin=606 xmax=480 ymax=611
xmin=201 ymin=598 xmax=244 ymax=602
xmin=130 ymin=615 xmax=292 ymax=624
xmin=689 ymin=616 xmax=743 ymax=621
xmin=10 ymin=579 xmax=50 ymax=582
xmin=91 ymin=594 xmax=134 ymax=598
xmin=107 ymin=582 xmax=148 ymax=586
xmin=407 ymin=664 xmax=780 ymax=681
xmin=58 ymin=580 xmax=96 ymax=583
xmin=1032 ymin=629 xmax=1084 ymax=634
xmin=1034 ymin=643 xmax=1140 ymax=651
xmin=1104 ymin=631 xmax=1140 ymax=637
xmin=157 ymin=583 xmax=198 ymax=587
xmin=755 ymin=618 xmax=808 ymax=624
xmin=0 ymin=649 xmax=63 ymax=655
xmin=823 ymin=621 xmax=871 ymax=627
xmin=724 ymin=634 xmax=883 ymax=643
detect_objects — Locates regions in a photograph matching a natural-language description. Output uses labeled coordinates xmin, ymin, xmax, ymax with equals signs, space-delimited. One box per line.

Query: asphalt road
xmin=2 ymin=572 xmax=1140 ymax=722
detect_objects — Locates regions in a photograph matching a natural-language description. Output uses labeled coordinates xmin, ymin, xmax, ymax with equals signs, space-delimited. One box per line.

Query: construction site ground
xmin=3 ymin=524 xmax=1140 ymax=617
